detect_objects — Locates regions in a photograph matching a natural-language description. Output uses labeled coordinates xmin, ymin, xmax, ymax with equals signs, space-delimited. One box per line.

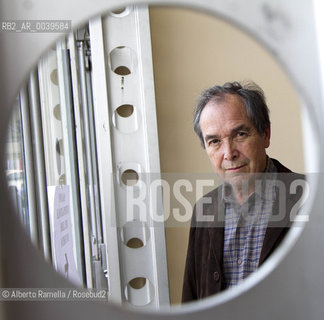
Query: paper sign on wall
xmin=47 ymin=185 xmax=81 ymax=286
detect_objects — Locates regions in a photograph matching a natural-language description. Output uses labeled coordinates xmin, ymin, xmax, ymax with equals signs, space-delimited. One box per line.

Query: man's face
xmin=199 ymin=94 xmax=270 ymax=187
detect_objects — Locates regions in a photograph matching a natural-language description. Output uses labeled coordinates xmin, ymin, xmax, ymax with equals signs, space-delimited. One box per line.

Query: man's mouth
xmin=225 ymin=164 xmax=247 ymax=171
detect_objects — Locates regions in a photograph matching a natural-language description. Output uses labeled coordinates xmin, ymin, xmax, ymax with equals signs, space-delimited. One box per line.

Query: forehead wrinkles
xmin=200 ymin=95 xmax=249 ymax=134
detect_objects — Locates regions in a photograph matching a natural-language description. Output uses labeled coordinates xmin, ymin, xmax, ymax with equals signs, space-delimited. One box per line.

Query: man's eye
xmin=209 ymin=139 xmax=220 ymax=145
xmin=236 ymin=131 xmax=248 ymax=137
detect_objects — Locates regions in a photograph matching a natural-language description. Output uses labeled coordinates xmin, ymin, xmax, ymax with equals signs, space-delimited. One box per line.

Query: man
xmin=182 ymin=81 xmax=305 ymax=302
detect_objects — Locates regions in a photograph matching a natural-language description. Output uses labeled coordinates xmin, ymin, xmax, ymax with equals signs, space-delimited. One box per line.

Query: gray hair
xmin=193 ymin=81 xmax=270 ymax=148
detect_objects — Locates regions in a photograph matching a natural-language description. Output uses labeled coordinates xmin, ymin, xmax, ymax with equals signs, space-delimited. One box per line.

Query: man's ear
xmin=264 ymin=127 xmax=271 ymax=148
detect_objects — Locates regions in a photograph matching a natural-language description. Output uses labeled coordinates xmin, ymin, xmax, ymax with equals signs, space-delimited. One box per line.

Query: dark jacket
xmin=182 ymin=159 xmax=305 ymax=302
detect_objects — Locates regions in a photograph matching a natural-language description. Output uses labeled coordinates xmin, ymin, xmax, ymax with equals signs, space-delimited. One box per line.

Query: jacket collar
xmin=206 ymin=158 xmax=298 ymax=267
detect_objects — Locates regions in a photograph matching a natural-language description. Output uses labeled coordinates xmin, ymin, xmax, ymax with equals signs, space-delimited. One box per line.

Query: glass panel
xmin=5 ymin=98 xmax=29 ymax=231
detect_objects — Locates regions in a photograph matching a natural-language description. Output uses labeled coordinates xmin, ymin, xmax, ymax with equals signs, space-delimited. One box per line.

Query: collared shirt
xmin=222 ymin=157 xmax=277 ymax=289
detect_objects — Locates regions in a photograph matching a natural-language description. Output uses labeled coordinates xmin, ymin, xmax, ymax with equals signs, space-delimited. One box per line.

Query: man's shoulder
xmin=271 ymin=157 xmax=306 ymax=183
xmin=271 ymin=158 xmax=291 ymax=173
xmin=268 ymin=158 xmax=307 ymax=227
xmin=271 ymin=158 xmax=305 ymax=176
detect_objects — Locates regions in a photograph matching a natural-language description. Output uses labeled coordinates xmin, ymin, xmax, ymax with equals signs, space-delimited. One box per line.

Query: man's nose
xmin=223 ymin=138 xmax=238 ymax=161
